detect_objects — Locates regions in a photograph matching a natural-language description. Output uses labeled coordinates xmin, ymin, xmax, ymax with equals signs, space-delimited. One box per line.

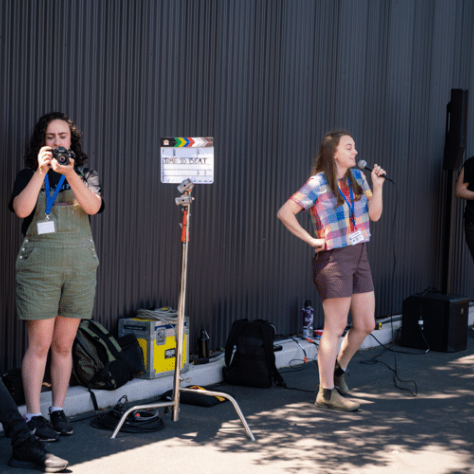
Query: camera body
xmin=52 ymin=146 xmax=76 ymax=166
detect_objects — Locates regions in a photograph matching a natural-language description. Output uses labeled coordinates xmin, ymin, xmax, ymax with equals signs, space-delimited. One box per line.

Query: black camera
xmin=52 ymin=146 xmax=75 ymax=166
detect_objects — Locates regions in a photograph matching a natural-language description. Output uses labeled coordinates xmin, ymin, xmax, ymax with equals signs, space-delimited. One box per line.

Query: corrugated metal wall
xmin=1 ymin=0 xmax=474 ymax=374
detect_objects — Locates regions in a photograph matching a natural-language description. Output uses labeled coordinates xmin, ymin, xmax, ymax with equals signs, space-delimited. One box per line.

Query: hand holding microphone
xmin=358 ymin=160 xmax=394 ymax=184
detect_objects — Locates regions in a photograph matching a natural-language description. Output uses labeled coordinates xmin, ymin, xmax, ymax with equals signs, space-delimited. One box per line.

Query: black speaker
xmin=443 ymin=89 xmax=468 ymax=171
xmin=401 ymin=291 xmax=469 ymax=352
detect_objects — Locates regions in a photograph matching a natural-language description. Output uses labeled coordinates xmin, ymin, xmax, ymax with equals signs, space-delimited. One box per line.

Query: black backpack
xmin=222 ymin=319 xmax=285 ymax=388
xmin=72 ymin=320 xmax=135 ymax=409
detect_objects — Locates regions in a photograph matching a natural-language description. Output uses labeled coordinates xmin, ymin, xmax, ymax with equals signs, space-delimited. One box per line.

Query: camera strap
xmin=44 ymin=173 xmax=66 ymax=219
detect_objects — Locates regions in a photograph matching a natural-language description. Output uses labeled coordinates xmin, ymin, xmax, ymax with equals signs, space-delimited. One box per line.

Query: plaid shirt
xmin=291 ymin=169 xmax=373 ymax=250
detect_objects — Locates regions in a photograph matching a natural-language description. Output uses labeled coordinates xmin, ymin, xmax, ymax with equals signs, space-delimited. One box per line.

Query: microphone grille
xmin=357 ymin=160 xmax=367 ymax=170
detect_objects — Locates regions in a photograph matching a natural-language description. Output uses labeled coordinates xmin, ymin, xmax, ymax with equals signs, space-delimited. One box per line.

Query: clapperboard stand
xmin=111 ymin=181 xmax=255 ymax=441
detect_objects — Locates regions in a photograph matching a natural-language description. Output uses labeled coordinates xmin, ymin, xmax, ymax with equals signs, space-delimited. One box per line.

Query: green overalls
xmin=15 ymin=172 xmax=99 ymax=320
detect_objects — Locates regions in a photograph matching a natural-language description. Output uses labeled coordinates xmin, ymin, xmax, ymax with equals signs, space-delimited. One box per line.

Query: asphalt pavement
xmin=1 ymin=333 xmax=473 ymax=474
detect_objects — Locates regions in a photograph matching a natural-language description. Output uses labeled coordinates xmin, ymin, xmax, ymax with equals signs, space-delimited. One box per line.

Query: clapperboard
xmin=160 ymin=137 xmax=214 ymax=184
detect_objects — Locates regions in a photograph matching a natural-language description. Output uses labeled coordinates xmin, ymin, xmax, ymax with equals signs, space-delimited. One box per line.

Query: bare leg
xmin=337 ymin=291 xmax=375 ymax=369
xmin=50 ymin=317 xmax=81 ymax=408
xmin=22 ymin=319 xmax=55 ymax=414
xmin=318 ymin=297 xmax=351 ymax=389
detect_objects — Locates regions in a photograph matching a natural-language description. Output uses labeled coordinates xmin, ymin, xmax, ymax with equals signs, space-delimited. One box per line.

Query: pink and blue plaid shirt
xmin=291 ymin=169 xmax=373 ymax=250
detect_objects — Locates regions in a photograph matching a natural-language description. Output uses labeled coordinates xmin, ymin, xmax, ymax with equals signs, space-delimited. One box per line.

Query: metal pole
xmin=112 ymin=183 xmax=255 ymax=441
xmin=111 ymin=401 xmax=174 ymax=439
xmin=172 ymin=194 xmax=191 ymax=422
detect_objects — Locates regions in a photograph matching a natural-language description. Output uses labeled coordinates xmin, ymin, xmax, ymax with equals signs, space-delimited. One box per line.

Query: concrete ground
xmin=0 ymin=320 xmax=473 ymax=474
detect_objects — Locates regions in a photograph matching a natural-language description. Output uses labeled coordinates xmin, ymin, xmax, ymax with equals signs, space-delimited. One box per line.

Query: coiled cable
xmin=90 ymin=396 xmax=164 ymax=433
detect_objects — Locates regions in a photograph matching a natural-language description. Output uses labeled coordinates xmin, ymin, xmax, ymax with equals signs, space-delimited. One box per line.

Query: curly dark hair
xmin=24 ymin=112 xmax=88 ymax=170
xmin=313 ymin=130 xmax=363 ymax=207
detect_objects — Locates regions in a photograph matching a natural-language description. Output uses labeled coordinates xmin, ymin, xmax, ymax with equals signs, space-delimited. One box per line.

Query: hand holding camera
xmin=51 ymin=146 xmax=76 ymax=166
xmin=38 ymin=146 xmax=76 ymax=175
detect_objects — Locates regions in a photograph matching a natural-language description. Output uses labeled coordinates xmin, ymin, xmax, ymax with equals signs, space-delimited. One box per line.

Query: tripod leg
xmin=180 ymin=388 xmax=256 ymax=441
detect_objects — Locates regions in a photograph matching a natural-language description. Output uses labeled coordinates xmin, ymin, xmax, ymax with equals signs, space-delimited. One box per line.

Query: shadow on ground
xmin=1 ymin=334 xmax=473 ymax=474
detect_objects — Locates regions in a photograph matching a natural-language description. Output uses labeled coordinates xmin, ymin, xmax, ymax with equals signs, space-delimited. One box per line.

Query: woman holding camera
xmin=9 ymin=112 xmax=104 ymax=441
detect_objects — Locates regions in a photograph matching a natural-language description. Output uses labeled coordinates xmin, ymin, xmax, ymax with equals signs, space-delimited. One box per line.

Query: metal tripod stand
xmin=112 ymin=180 xmax=255 ymax=441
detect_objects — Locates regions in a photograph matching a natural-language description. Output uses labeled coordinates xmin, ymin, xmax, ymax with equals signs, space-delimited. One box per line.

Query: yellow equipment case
xmin=118 ymin=311 xmax=190 ymax=379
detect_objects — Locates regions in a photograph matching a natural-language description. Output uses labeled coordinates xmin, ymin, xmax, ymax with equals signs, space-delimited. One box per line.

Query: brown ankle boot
xmin=334 ymin=360 xmax=350 ymax=395
xmin=314 ymin=386 xmax=359 ymax=412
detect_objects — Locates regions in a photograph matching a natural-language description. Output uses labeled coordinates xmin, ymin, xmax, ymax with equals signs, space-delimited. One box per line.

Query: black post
xmin=441 ymin=89 xmax=468 ymax=294
xmin=442 ymin=169 xmax=456 ymax=294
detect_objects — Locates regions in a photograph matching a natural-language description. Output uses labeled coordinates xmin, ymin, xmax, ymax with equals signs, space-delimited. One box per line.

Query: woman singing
xmin=277 ymin=130 xmax=385 ymax=411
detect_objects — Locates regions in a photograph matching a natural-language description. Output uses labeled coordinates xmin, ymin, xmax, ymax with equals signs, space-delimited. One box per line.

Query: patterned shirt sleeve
xmin=290 ymin=176 xmax=322 ymax=210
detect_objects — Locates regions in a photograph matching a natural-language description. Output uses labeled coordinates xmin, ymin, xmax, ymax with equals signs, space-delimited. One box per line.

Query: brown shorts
xmin=312 ymin=243 xmax=374 ymax=300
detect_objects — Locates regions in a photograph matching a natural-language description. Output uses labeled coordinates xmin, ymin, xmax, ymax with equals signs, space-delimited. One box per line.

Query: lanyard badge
xmin=338 ymin=179 xmax=364 ymax=245
xmin=37 ymin=173 xmax=66 ymax=235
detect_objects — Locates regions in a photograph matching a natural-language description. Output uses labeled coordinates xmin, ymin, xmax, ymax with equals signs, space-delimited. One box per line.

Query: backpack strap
xmin=254 ymin=321 xmax=286 ymax=387
xmin=74 ymin=329 xmax=101 ymax=369
xmin=224 ymin=319 xmax=249 ymax=367
xmin=74 ymin=320 xmax=132 ymax=408
xmin=87 ymin=386 xmax=99 ymax=411
xmin=83 ymin=321 xmax=131 ymax=368
xmin=224 ymin=319 xmax=285 ymax=387
xmin=73 ymin=326 xmax=102 ymax=411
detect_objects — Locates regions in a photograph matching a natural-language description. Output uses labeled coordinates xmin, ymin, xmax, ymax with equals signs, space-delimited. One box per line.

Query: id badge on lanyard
xmin=338 ymin=180 xmax=363 ymax=246
xmin=349 ymin=229 xmax=364 ymax=245
xmin=37 ymin=174 xmax=65 ymax=235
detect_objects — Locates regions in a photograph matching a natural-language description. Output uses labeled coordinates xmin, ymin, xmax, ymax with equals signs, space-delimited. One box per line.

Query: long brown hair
xmin=312 ymin=130 xmax=363 ymax=207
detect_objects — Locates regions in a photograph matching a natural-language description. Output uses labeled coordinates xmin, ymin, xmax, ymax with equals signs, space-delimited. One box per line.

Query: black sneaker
xmin=26 ymin=416 xmax=59 ymax=442
xmin=50 ymin=410 xmax=73 ymax=436
xmin=8 ymin=436 xmax=68 ymax=472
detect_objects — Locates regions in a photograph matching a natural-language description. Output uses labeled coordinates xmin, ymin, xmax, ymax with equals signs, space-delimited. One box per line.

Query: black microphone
xmin=357 ymin=160 xmax=394 ymax=183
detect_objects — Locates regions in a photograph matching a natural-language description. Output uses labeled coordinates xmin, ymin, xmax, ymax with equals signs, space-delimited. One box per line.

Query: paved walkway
xmin=1 ymin=332 xmax=473 ymax=474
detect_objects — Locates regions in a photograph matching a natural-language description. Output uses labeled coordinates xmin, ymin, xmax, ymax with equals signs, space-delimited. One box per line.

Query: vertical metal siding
xmin=1 ymin=0 xmax=474 ymax=373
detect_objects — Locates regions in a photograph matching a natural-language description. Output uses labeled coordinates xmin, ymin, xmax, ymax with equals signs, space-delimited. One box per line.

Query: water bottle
xmin=198 ymin=330 xmax=210 ymax=359
xmin=302 ymin=300 xmax=314 ymax=338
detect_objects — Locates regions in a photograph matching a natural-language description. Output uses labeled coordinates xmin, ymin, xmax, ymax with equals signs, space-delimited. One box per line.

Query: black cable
xmin=287 ymin=336 xmax=318 ymax=369
xmin=90 ymin=395 xmax=164 ymax=433
xmin=366 ymin=332 xmax=427 ymax=356
xmin=359 ymin=181 xmax=418 ymax=397
xmin=420 ymin=330 xmax=431 ymax=353
xmin=271 ymin=336 xmax=318 ymax=393
xmin=361 ymin=333 xmax=418 ymax=396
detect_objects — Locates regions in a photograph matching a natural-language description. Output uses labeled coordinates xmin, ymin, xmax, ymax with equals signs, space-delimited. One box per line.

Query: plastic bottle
xmin=198 ymin=330 xmax=210 ymax=359
xmin=302 ymin=300 xmax=314 ymax=338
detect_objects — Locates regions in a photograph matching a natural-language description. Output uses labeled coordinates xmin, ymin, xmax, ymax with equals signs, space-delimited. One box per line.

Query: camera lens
xmin=52 ymin=147 xmax=70 ymax=166
xmin=57 ymin=154 xmax=69 ymax=165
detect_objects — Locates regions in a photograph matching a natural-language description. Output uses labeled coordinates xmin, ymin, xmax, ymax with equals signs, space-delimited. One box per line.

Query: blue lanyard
xmin=337 ymin=179 xmax=356 ymax=229
xmin=44 ymin=173 xmax=66 ymax=217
